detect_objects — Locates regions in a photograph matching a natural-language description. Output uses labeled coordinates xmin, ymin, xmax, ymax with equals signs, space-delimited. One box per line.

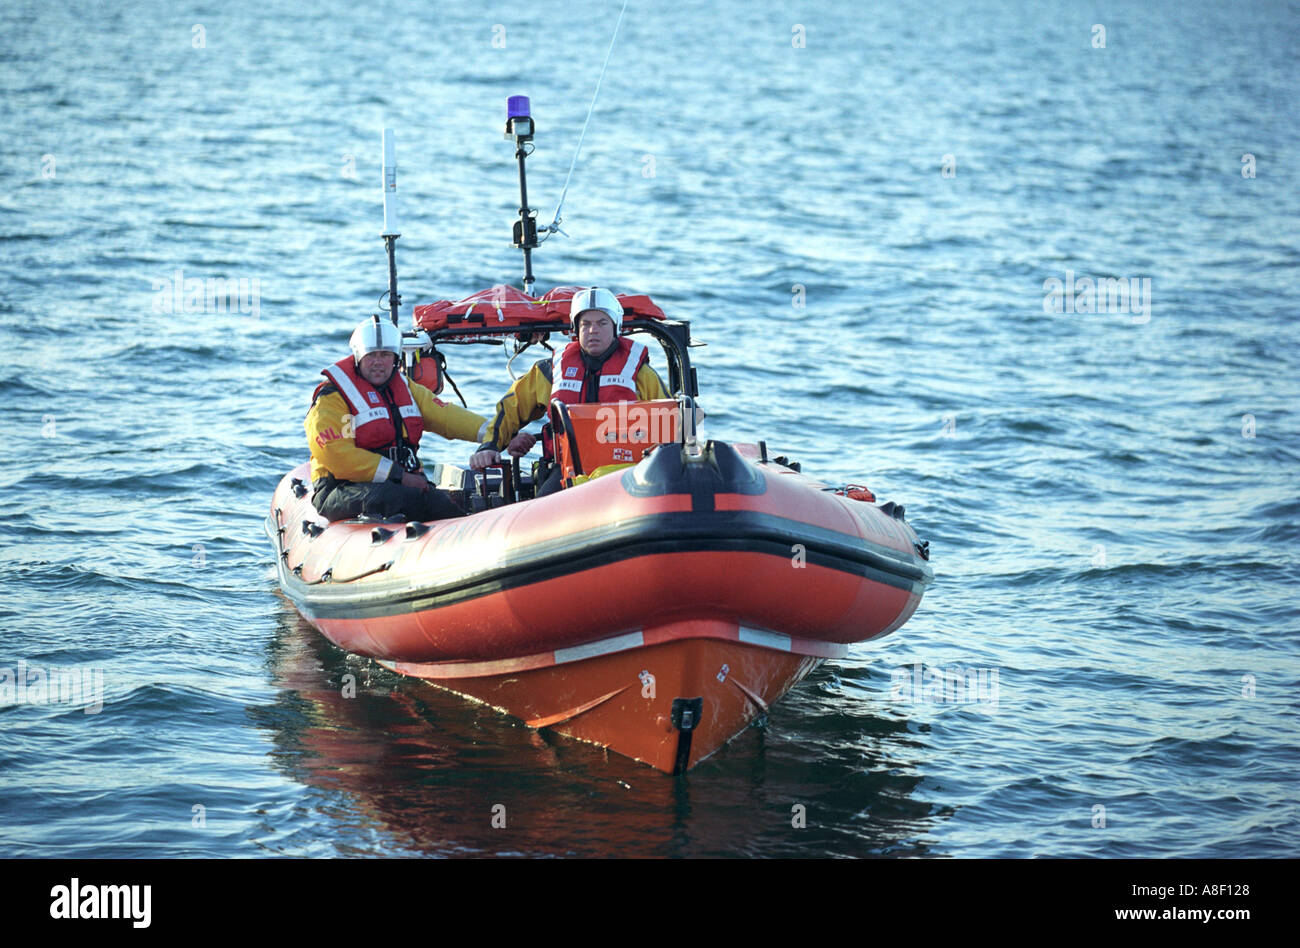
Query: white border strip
xmin=739 ymin=626 xmax=792 ymax=652
xmin=554 ymin=630 xmax=644 ymax=665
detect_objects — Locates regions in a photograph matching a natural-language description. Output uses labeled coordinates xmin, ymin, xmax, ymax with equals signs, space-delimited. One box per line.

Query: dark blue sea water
xmin=2 ymin=0 xmax=1298 ymax=858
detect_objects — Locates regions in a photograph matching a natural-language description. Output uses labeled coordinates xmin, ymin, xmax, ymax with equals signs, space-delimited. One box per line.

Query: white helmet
xmin=349 ymin=315 xmax=402 ymax=364
xmin=569 ymin=286 xmax=622 ymax=333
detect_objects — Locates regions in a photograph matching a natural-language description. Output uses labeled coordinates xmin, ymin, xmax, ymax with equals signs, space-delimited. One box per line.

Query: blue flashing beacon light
xmin=506 ymin=95 xmax=533 ymax=140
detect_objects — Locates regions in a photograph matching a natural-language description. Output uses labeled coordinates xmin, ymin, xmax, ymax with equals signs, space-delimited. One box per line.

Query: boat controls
xmin=424 ymin=461 xmax=534 ymax=512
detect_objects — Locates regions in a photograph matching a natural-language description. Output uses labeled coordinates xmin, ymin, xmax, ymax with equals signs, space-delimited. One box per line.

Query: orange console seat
xmin=549 ymin=399 xmax=682 ymax=485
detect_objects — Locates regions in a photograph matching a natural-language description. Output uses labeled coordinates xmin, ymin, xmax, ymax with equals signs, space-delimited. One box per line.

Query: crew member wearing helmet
xmin=469 ymin=287 xmax=668 ymax=494
xmin=306 ymin=316 xmax=490 ymax=521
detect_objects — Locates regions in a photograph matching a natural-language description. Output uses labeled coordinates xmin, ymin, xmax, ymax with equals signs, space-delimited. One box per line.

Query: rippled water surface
xmin=2 ymin=0 xmax=1298 ymax=858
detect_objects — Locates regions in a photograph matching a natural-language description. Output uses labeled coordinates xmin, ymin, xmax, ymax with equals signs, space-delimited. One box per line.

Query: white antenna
xmin=382 ymin=128 xmax=400 ymax=238
xmin=381 ymin=129 xmax=402 ymax=326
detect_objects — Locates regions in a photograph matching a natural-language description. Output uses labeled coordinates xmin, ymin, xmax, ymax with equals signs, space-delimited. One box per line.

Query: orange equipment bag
xmin=409 ymin=348 xmax=443 ymax=395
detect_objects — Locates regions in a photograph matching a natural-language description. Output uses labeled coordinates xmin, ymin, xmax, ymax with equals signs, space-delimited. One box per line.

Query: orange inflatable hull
xmin=267 ymin=440 xmax=933 ymax=772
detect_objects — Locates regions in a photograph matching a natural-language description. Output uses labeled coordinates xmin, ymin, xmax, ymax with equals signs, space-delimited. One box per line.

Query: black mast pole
xmin=506 ymin=96 xmax=538 ymax=296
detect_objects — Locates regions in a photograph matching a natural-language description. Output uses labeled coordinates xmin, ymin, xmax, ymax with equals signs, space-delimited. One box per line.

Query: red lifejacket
xmin=549 ymin=338 xmax=649 ymax=406
xmin=313 ymin=357 xmax=424 ymax=453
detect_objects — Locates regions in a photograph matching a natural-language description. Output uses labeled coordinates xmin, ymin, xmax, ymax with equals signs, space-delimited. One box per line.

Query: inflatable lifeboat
xmin=267 ymin=285 xmax=934 ymax=773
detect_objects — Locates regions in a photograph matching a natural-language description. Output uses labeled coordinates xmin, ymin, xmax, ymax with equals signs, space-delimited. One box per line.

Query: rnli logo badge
xmin=565 ymin=367 xmax=580 ymax=378
xmin=366 ymin=391 xmax=381 ymax=405
xmin=612 ymin=447 xmax=634 ymax=463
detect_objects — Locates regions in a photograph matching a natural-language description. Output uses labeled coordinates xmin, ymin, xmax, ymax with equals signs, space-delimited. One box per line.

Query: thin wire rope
xmin=543 ymin=0 xmax=630 ymax=239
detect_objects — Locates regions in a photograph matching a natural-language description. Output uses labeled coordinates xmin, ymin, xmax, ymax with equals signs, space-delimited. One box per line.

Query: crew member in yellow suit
xmin=469 ymin=287 xmax=668 ymax=495
xmin=306 ymin=316 xmax=489 ymax=521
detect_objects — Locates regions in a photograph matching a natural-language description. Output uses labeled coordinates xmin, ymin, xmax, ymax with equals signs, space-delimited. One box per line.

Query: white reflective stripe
xmin=353 ymin=406 xmax=388 ymax=427
xmin=600 ymin=369 xmax=637 ymax=390
xmin=323 ymin=363 xmax=370 ymax=414
xmin=373 ymin=457 xmax=393 ymax=482
xmin=477 ymin=420 xmax=490 ymax=442
xmin=326 ymin=364 xmax=420 ymax=432
xmin=738 ymin=627 xmax=792 ymax=651
xmin=626 ymin=340 xmax=647 ymax=364
xmin=600 ymin=340 xmax=645 ymax=391
xmin=554 ymin=630 xmax=644 ymax=665
xmin=551 ymin=349 xmax=566 ymax=389
xmin=552 ymin=378 xmax=582 ymax=393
